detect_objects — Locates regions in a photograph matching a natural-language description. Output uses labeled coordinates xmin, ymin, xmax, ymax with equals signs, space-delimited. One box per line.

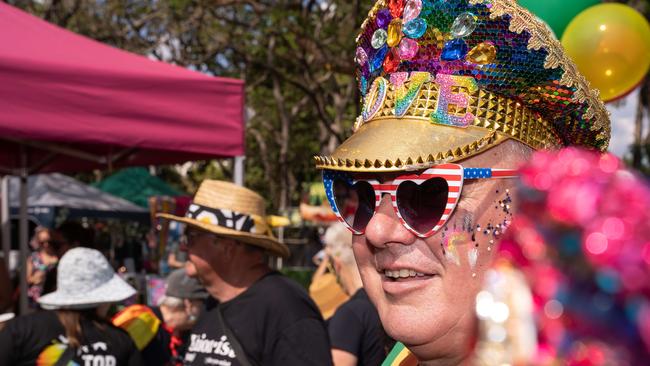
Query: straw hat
xmin=38 ymin=247 xmax=136 ymax=309
xmin=314 ymin=0 xmax=610 ymax=173
xmin=158 ymin=180 xmax=290 ymax=258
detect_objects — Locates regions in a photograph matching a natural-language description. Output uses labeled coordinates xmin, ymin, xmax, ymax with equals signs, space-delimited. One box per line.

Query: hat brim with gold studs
xmin=157 ymin=180 xmax=290 ymax=258
xmin=314 ymin=0 xmax=610 ymax=172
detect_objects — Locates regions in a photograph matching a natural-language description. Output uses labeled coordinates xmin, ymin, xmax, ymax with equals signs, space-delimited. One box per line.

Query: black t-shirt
xmin=0 ymin=310 xmax=143 ymax=366
xmin=184 ymin=271 xmax=332 ymax=366
xmin=328 ymin=289 xmax=386 ymax=366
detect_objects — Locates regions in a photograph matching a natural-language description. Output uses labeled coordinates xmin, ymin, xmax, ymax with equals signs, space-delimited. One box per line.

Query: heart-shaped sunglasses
xmin=322 ymin=164 xmax=518 ymax=238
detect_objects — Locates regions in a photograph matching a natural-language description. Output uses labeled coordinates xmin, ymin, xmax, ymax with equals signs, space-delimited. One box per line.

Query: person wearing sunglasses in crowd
xmin=314 ymin=0 xmax=610 ymax=364
xmin=26 ymin=226 xmax=59 ymax=308
xmin=157 ymin=180 xmax=332 ymax=366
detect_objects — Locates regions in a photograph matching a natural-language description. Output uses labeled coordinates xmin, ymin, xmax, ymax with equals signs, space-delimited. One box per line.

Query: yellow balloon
xmin=562 ymin=3 xmax=650 ymax=102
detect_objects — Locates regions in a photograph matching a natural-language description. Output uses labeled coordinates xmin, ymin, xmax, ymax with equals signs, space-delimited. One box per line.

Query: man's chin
xmin=379 ymin=304 xmax=444 ymax=346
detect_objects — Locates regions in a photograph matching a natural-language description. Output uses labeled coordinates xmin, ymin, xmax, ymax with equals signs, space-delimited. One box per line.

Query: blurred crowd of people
xmin=0 ymin=180 xmax=388 ymax=366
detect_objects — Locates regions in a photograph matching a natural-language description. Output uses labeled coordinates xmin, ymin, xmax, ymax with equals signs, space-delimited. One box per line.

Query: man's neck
xmin=209 ymin=263 xmax=270 ymax=303
xmin=407 ymin=313 xmax=476 ymax=366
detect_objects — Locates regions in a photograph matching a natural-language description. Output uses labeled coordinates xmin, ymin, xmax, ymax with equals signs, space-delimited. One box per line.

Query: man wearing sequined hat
xmin=315 ymin=0 xmax=610 ymax=364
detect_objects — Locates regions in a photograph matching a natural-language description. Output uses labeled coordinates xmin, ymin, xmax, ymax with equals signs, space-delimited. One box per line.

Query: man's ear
xmin=183 ymin=299 xmax=192 ymax=313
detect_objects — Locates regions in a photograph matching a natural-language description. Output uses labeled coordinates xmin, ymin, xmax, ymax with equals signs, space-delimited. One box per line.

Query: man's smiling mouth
xmin=384 ymin=269 xmax=429 ymax=279
xmin=380 ymin=266 xmax=438 ymax=283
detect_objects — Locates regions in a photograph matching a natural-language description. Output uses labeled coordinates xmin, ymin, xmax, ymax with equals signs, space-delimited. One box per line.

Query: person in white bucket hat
xmin=0 ymin=247 xmax=143 ymax=366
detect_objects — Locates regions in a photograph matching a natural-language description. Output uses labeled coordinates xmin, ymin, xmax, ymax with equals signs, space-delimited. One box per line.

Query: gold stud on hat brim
xmin=156 ymin=213 xmax=290 ymax=259
xmin=314 ymin=117 xmax=512 ymax=172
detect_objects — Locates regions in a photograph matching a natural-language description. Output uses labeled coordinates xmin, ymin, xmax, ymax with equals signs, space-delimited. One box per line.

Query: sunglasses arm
xmin=463 ymin=168 xmax=518 ymax=179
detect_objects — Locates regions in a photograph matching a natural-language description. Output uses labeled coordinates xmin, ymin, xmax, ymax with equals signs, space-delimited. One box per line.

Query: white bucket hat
xmin=38 ymin=247 xmax=136 ymax=310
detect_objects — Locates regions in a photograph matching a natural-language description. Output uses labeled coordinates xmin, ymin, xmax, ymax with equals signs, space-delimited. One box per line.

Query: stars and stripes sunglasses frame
xmin=322 ymin=164 xmax=518 ymax=238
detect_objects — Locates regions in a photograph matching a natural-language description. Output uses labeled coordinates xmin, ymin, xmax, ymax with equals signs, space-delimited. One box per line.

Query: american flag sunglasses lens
xmin=333 ymin=179 xmax=376 ymax=232
xmin=395 ymin=178 xmax=449 ymax=234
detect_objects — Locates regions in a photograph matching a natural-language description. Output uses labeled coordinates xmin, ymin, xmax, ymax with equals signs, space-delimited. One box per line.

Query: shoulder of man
xmin=250 ymin=272 xmax=320 ymax=314
xmin=338 ymin=289 xmax=377 ymax=321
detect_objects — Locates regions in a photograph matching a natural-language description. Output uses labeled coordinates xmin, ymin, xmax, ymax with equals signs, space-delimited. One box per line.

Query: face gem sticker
xmin=468 ymin=247 xmax=478 ymax=269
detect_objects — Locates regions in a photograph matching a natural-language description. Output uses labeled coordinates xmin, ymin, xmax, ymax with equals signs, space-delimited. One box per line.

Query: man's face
xmin=351 ymin=145 xmax=526 ymax=355
xmin=183 ymin=228 xmax=224 ymax=290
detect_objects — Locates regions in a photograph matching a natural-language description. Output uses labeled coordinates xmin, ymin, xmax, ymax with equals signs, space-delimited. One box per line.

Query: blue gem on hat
xmin=441 ymin=38 xmax=468 ymax=61
xmin=403 ymin=18 xmax=427 ymax=39
xmin=370 ymin=46 xmax=389 ymax=73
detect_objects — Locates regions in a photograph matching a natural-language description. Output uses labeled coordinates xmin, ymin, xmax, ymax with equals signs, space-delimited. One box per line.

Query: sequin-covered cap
xmin=315 ymin=0 xmax=610 ymax=172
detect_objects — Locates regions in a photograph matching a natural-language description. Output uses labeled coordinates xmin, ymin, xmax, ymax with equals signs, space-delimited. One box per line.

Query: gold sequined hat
xmin=314 ymin=0 xmax=610 ymax=172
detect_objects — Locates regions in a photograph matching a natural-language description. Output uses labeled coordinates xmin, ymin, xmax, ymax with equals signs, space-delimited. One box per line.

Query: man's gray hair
xmin=158 ymin=295 xmax=185 ymax=309
xmin=324 ymin=222 xmax=355 ymax=266
xmin=502 ymin=139 xmax=534 ymax=161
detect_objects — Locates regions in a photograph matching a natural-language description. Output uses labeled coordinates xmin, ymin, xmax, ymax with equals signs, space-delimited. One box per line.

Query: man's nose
xmin=364 ymin=194 xmax=416 ymax=248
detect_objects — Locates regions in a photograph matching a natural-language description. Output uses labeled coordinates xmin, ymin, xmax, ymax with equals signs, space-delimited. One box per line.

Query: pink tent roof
xmin=0 ymin=2 xmax=245 ymax=173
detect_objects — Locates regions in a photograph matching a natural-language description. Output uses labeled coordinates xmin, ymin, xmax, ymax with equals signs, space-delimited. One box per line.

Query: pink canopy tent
xmin=0 ymin=2 xmax=245 ymax=172
xmin=0 ymin=2 xmax=246 ymax=314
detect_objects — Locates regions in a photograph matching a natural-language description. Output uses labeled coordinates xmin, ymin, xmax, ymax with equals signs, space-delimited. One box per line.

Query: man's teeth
xmin=384 ymin=269 xmax=426 ymax=279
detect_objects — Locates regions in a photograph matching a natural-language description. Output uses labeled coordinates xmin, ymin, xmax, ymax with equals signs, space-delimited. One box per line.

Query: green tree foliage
xmin=7 ymin=0 xmax=649 ymax=210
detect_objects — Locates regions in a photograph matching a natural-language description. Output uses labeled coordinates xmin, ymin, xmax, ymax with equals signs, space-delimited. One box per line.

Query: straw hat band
xmin=187 ymin=203 xmax=269 ymax=236
xmin=193 ymin=180 xmax=266 ymax=217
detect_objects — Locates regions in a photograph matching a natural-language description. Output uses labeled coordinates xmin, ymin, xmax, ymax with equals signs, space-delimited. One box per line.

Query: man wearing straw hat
xmin=158 ymin=180 xmax=332 ymax=366
xmin=314 ymin=0 xmax=610 ymax=364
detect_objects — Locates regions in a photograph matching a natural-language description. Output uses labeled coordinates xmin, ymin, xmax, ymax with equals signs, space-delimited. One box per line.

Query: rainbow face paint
xmin=444 ymin=231 xmax=470 ymax=266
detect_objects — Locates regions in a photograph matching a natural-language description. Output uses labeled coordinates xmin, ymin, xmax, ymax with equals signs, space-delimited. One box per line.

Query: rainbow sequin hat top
xmin=314 ymin=0 xmax=611 ymax=172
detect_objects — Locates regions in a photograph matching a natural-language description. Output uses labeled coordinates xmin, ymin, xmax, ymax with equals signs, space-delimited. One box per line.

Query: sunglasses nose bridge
xmin=364 ymin=203 xmax=419 ymax=248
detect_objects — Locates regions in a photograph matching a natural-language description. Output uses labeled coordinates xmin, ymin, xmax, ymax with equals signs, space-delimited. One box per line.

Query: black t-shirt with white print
xmin=0 ymin=310 xmax=143 ymax=366
xmin=184 ymin=271 xmax=332 ymax=366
